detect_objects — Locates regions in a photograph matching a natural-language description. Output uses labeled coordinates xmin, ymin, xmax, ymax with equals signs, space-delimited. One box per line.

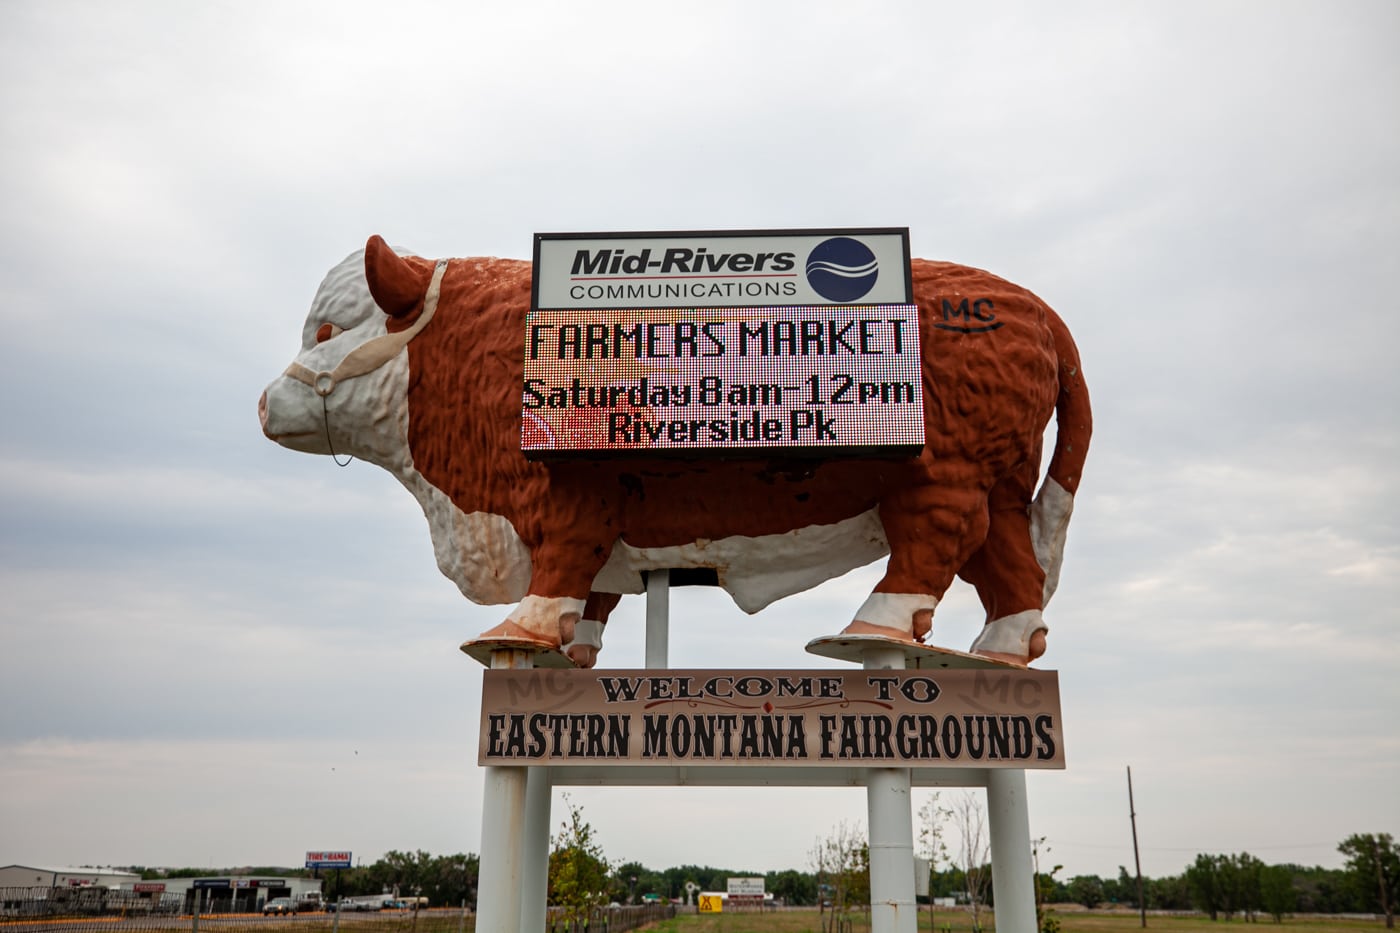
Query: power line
xmin=1046 ymin=839 xmax=1338 ymax=853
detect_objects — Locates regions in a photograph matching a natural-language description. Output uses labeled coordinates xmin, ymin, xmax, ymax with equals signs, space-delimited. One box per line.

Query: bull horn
xmin=364 ymin=234 xmax=432 ymax=319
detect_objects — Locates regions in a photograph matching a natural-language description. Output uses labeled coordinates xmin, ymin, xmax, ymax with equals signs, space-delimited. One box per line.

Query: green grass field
xmin=642 ymin=908 xmax=1390 ymax=933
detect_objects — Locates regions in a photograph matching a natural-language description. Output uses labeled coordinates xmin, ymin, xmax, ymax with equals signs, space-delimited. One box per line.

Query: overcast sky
xmin=1 ymin=1 xmax=1396 ymax=886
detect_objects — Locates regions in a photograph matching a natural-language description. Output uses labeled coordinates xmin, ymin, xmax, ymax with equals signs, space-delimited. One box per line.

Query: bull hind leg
xmin=562 ymin=591 xmax=621 ymax=669
xmin=957 ymin=463 xmax=1049 ymax=663
xmin=842 ymin=468 xmax=992 ymax=643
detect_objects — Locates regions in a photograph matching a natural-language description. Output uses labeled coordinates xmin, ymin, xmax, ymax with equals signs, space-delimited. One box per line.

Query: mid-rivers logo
xmin=805 ymin=237 xmax=879 ymax=302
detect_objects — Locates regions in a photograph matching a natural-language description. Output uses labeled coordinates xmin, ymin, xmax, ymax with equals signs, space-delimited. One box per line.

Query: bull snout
xmin=259 ymin=378 xmax=336 ymax=454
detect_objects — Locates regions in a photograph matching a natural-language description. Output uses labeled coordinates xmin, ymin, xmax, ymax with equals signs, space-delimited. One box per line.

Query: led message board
xmin=524 ymin=229 xmax=923 ymax=458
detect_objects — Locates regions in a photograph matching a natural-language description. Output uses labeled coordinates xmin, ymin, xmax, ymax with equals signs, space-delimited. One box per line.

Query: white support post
xmin=863 ymin=644 xmax=917 ymax=933
xmin=475 ymin=649 xmax=535 ymax=933
xmin=521 ymin=767 xmax=552 ymax=933
xmin=645 ymin=570 xmax=670 ymax=669
xmin=986 ymin=768 xmax=1036 ymax=933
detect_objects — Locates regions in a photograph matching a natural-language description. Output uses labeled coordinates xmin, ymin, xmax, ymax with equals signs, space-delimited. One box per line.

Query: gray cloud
xmin=1 ymin=0 xmax=1396 ymax=882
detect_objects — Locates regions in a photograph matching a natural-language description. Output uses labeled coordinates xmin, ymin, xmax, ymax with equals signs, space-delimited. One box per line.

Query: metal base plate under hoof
xmin=459 ymin=635 xmax=576 ymax=669
xmin=805 ymin=633 xmax=1027 ymax=669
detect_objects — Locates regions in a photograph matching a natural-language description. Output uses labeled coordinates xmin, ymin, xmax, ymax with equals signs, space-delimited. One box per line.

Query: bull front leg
xmin=478 ymin=506 xmax=618 ymax=654
xmin=478 ymin=594 xmax=586 ymax=650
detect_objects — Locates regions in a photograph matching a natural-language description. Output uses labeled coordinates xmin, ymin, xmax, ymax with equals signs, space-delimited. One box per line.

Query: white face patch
xmin=261 ymin=250 xmax=413 ymax=469
xmin=262 ymin=250 xmax=533 ymax=607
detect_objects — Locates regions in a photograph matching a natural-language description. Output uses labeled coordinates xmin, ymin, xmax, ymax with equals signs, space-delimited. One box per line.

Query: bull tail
xmin=1031 ymin=307 xmax=1092 ymax=606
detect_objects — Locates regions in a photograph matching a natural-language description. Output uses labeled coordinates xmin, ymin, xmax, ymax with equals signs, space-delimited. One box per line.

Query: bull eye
xmin=316 ymin=322 xmax=344 ymax=343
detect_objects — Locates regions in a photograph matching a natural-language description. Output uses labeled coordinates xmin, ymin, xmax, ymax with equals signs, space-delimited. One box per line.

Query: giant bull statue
xmin=259 ymin=236 xmax=1090 ymax=667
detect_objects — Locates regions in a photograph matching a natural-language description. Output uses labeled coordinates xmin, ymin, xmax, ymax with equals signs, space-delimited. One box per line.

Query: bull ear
xmin=364 ymin=234 xmax=431 ymax=319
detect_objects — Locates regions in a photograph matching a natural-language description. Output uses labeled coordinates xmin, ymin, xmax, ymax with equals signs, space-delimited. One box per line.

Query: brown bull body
xmin=261 ymin=236 xmax=1090 ymax=665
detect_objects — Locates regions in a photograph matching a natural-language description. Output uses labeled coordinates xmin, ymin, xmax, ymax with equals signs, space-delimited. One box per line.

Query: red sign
xmin=134 ymin=883 xmax=166 ymax=893
xmin=305 ymin=851 xmax=353 ymax=869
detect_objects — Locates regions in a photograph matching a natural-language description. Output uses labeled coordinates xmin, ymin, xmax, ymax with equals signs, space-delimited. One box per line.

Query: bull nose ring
xmin=314 ymin=372 xmax=335 ymax=396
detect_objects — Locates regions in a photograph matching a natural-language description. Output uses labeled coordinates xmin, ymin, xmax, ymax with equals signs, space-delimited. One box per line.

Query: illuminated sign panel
xmin=524 ymin=229 xmax=923 ymax=458
xmin=533 ymin=229 xmax=912 ymax=310
xmin=521 ymin=304 xmax=922 ymax=457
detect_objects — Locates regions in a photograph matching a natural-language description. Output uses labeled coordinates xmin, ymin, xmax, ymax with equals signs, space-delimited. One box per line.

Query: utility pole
xmin=1128 ymin=766 xmax=1146 ymax=928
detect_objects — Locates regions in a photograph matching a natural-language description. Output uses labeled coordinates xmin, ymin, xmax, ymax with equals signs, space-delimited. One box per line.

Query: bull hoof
xmin=973 ymin=627 xmax=1047 ymax=665
xmin=557 ymin=611 xmax=578 ymax=649
xmin=838 ymin=620 xmax=919 ymax=642
xmin=477 ymin=620 xmax=561 ymax=649
xmin=566 ymin=644 xmax=599 ymax=668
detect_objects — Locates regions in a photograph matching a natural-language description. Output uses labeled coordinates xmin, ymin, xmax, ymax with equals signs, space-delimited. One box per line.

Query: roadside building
xmin=184 ymin=876 xmax=323 ymax=913
xmin=0 ymin=866 xmax=321 ymax=916
xmin=0 ymin=865 xmax=140 ymax=889
xmin=1 ymin=866 xmax=143 ymax=917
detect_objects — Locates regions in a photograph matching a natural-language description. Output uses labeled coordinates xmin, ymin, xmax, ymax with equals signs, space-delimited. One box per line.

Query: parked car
xmin=262 ymin=898 xmax=296 ymax=915
xmin=294 ymin=895 xmax=323 ymax=913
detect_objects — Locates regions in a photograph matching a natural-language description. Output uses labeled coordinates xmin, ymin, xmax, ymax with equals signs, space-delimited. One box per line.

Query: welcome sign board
xmin=480 ymin=668 xmax=1064 ymax=769
xmin=524 ymin=229 xmax=923 ymax=458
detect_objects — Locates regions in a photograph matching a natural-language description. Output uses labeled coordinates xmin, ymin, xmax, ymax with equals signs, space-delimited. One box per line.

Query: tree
xmin=1229 ymin=852 xmax=1265 ymax=922
xmin=918 ymin=795 xmax=952 ymax=931
xmin=767 ymin=868 xmax=816 ymax=906
xmin=548 ymin=795 xmax=611 ymax=921
xmin=609 ymin=861 xmax=655 ymax=905
xmin=1339 ymin=833 xmax=1400 ymax=929
xmin=1067 ymin=875 xmax=1105 ymax=910
xmin=1186 ymin=854 xmax=1224 ymax=920
xmin=810 ymin=819 xmax=868 ymax=931
xmin=1147 ymin=872 xmax=1191 ymax=911
xmin=951 ymin=791 xmax=992 ymax=930
xmin=1291 ymin=864 xmax=1356 ymax=913
xmin=371 ymin=849 xmax=435 ymax=900
xmin=1104 ymin=866 xmax=1136 ymax=907
xmin=1032 ymin=838 xmax=1064 ymax=933
xmin=1259 ymin=864 xmax=1296 ymax=923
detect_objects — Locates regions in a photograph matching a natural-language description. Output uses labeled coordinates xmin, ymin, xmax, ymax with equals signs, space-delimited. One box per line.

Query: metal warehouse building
xmin=0 ymin=865 xmax=140 ymax=889
xmin=1 ymin=865 xmax=322 ymax=914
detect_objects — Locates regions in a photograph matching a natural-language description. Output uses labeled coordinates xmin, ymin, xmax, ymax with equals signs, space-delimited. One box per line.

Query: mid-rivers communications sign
xmin=522 ymin=229 xmax=924 ymax=458
xmin=532 ymin=229 xmax=912 ymax=310
xmin=479 ymin=669 xmax=1064 ymax=768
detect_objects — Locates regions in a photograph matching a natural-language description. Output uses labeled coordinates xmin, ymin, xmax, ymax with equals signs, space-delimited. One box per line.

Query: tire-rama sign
xmin=305 ymin=851 xmax=352 ymax=870
xmin=524 ymin=228 xmax=923 ymax=458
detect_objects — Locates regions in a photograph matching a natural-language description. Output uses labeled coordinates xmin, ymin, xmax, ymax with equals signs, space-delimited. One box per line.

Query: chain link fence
xmin=1 ymin=889 xmax=673 ymax=933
